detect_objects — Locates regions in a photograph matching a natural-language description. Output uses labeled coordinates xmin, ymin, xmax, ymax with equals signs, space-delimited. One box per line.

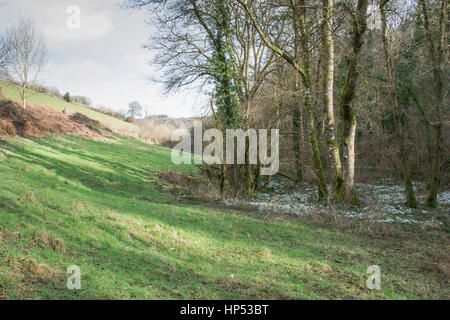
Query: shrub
xmin=63 ymin=92 xmax=71 ymax=102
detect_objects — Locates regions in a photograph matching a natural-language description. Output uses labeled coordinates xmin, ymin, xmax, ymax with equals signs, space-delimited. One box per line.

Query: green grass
xmin=0 ymin=134 xmax=447 ymax=299
xmin=0 ymin=82 xmax=137 ymax=135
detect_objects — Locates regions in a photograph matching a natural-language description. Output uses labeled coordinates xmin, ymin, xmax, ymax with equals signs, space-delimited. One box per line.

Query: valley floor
xmin=0 ymin=134 xmax=448 ymax=299
xmin=225 ymin=179 xmax=449 ymax=226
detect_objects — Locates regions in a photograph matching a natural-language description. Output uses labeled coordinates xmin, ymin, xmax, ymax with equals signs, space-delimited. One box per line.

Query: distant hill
xmin=136 ymin=114 xmax=206 ymax=146
xmin=141 ymin=115 xmax=200 ymax=130
xmin=0 ymin=81 xmax=139 ymax=138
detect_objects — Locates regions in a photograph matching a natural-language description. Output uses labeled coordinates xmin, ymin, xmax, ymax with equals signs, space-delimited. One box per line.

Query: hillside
xmin=0 ymin=133 xmax=447 ymax=299
xmin=0 ymin=82 xmax=138 ymax=137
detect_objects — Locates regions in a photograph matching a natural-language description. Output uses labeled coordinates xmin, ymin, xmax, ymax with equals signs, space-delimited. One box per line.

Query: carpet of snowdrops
xmin=225 ymin=179 xmax=449 ymax=226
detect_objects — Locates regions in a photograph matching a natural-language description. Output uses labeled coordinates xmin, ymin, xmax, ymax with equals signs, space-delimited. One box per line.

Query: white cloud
xmin=0 ymin=0 xmax=204 ymax=118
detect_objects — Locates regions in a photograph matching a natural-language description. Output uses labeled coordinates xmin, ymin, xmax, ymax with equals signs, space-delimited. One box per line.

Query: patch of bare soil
xmin=69 ymin=112 xmax=107 ymax=134
xmin=0 ymin=98 xmax=108 ymax=138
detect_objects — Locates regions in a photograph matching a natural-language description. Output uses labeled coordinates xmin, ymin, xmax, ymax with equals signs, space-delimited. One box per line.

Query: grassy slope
xmin=0 ymin=134 xmax=447 ymax=299
xmin=0 ymin=82 xmax=137 ymax=134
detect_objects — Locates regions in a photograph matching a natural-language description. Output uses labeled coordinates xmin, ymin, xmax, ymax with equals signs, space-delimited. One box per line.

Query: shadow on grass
xmin=0 ymin=135 xmax=447 ymax=299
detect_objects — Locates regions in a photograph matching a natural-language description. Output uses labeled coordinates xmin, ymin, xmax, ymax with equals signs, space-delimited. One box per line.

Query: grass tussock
xmin=156 ymin=171 xmax=221 ymax=202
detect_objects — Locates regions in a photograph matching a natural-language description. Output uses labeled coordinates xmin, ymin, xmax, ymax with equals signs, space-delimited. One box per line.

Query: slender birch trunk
xmin=22 ymin=83 xmax=26 ymax=109
xmin=299 ymin=1 xmax=328 ymax=199
xmin=293 ymin=30 xmax=304 ymax=184
xmin=321 ymin=0 xmax=343 ymax=200
xmin=380 ymin=2 xmax=417 ymax=208
xmin=339 ymin=0 xmax=369 ymax=203
xmin=419 ymin=0 xmax=447 ymax=208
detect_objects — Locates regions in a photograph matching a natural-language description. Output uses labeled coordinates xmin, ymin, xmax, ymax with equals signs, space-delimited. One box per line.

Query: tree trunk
xmin=420 ymin=0 xmax=447 ymax=207
xmin=342 ymin=111 xmax=357 ymax=202
xmin=22 ymin=84 xmax=26 ymax=109
xmin=292 ymin=71 xmax=304 ymax=184
xmin=211 ymin=1 xmax=241 ymax=196
xmin=305 ymin=93 xmax=328 ymax=199
xmin=339 ymin=0 xmax=369 ymax=203
xmin=427 ymin=124 xmax=442 ymax=207
xmin=297 ymin=0 xmax=328 ymax=199
xmin=321 ymin=0 xmax=343 ymax=201
xmin=220 ymin=163 xmax=226 ymax=197
xmin=291 ymin=8 xmax=305 ymax=185
xmin=380 ymin=2 xmax=417 ymax=208
xmin=244 ymin=116 xmax=252 ymax=195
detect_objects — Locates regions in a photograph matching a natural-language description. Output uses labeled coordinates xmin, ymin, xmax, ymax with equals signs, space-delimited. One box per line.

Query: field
xmin=0 ymin=133 xmax=448 ymax=299
xmin=0 ymin=82 xmax=138 ymax=137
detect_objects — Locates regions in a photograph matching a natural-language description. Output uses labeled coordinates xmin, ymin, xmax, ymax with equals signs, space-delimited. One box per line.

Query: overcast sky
xmin=0 ymin=0 xmax=204 ymax=117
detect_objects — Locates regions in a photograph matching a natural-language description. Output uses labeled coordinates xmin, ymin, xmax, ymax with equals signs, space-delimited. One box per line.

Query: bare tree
xmin=419 ymin=0 xmax=447 ymax=208
xmin=227 ymin=1 xmax=278 ymax=193
xmin=237 ymin=0 xmax=329 ymax=199
xmin=4 ymin=17 xmax=47 ymax=109
xmin=0 ymin=31 xmax=12 ymax=77
xmin=338 ymin=0 xmax=369 ymax=203
xmin=380 ymin=0 xmax=417 ymax=207
xmin=128 ymin=101 xmax=143 ymax=118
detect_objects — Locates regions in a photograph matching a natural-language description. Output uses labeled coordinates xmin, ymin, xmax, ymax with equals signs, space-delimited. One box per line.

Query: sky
xmin=0 ymin=0 xmax=204 ymax=118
